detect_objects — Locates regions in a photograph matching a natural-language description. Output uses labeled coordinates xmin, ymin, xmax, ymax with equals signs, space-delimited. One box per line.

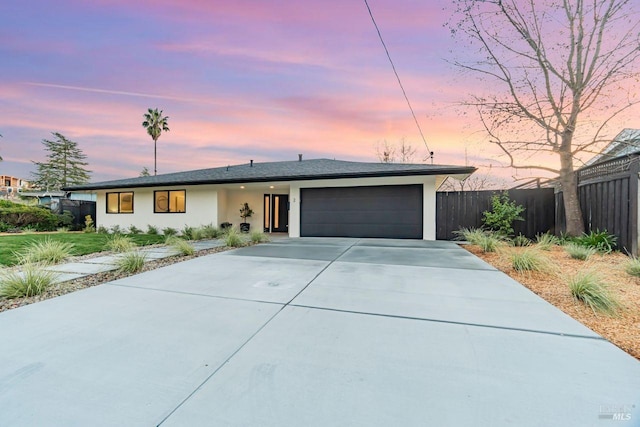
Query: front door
xmin=269 ymin=194 xmax=289 ymax=232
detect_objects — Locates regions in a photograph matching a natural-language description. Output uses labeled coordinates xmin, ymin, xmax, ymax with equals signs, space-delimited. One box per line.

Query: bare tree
xmin=376 ymin=138 xmax=418 ymax=163
xmin=439 ymin=174 xmax=495 ymax=192
xmin=449 ymin=0 xmax=640 ymax=235
xmin=375 ymin=140 xmax=397 ymax=163
xmin=397 ymin=138 xmax=417 ymax=163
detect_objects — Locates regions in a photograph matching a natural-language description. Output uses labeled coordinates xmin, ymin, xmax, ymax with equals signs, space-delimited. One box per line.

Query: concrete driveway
xmin=0 ymin=238 xmax=638 ymax=426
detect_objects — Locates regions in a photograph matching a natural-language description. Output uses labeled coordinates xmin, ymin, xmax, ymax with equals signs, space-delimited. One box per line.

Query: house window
xmin=154 ymin=190 xmax=186 ymax=213
xmin=106 ymin=192 xmax=134 ymax=214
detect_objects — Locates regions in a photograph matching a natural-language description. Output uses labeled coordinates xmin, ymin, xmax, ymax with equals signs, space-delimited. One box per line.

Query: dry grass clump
xmin=0 ymin=265 xmax=58 ymax=298
xmin=567 ymin=270 xmax=620 ymax=316
xmin=16 ymin=238 xmax=75 ymax=265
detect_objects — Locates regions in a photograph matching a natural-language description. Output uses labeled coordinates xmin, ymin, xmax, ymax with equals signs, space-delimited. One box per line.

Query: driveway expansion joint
xmin=107 ymin=283 xmax=286 ymax=306
xmin=289 ymin=304 xmax=607 ymax=341
xmin=157 ymin=239 xmax=361 ymax=426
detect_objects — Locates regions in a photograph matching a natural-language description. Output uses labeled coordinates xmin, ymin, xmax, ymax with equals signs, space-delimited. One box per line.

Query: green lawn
xmin=0 ymin=233 xmax=166 ymax=266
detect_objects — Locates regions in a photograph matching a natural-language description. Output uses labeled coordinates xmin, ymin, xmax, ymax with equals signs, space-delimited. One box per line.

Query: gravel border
xmin=0 ymin=244 xmax=242 ymax=313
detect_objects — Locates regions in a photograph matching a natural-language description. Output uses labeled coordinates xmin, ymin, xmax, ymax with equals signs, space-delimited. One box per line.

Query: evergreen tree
xmin=32 ymin=132 xmax=91 ymax=190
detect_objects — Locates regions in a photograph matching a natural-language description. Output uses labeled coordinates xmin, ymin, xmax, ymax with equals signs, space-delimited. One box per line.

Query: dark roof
xmin=64 ymin=158 xmax=476 ymax=191
xmin=585 ymin=128 xmax=640 ymax=166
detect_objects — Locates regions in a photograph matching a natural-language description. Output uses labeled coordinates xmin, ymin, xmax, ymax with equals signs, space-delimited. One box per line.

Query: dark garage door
xmin=300 ymin=185 xmax=423 ymax=238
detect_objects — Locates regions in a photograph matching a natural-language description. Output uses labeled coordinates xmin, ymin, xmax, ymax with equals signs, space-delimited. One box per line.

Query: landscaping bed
xmin=465 ymin=244 xmax=640 ymax=360
xmin=0 ymin=244 xmax=235 ymax=314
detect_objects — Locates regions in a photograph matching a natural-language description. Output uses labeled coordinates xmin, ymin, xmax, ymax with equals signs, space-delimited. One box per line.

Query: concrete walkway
xmin=36 ymin=239 xmax=226 ymax=283
xmin=0 ymin=238 xmax=638 ymax=426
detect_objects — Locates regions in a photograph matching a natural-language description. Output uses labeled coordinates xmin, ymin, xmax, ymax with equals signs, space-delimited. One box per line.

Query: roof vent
xmin=250 ymin=160 xmax=254 ymax=167
xmin=298 ymin=154 xmax=303 ymax=162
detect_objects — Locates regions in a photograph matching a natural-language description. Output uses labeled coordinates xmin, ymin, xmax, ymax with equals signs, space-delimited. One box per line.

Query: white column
xmin=423 ymin=177 xmax=436 ymax=240
xmin=289 ymin=185 xmax=301 ymax=237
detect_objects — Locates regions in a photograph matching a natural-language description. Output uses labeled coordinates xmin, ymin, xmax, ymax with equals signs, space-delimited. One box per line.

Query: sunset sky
xmin=1 ymin=0 xmax=638 ymax=184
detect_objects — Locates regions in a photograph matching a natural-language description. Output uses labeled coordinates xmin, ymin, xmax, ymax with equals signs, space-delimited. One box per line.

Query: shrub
xmin=574 ymin=229 xmax=617 ymax=253
xmin=510 ymin=248 xmax=550 ymax=272
xmin=57 ymin=210 xmax=74 ymax=228
xmin=146 ymin=225 xmax=159 ymax=235
xmin=57 ymin=227 xmax=69 ymax=233
xmin=478 ymin=234 xmax=501 ymax=253
xmin=116 ymin=252 xmax=146 ymax=274
xmin=0 ymin=264 xmax=58 ymax=298
xmin=453 ymin=227 xmax=486 ymax=245
xmin=224 ymin=227 xmax=244 ymax=248
xmin=250 ymin=230 xmax=270 ymax=243
xmin=0 ymin=200 xmax=59 ymax=231
xmin=567 ymin=270 xmax=620 ymax=315
xmin=128 ymin=225 xmax=142 ymax=235
xmin=83 ymin=215 xmax=95 ymax=233
xmin=166 ymin=236 xmax=195 ymax=256
xmin=512 ymin=234 xmax=531 ymax=247
xmin=535 ymin=233 xmax=558 ymax=251
xmin=564 ymin=243 xmax=596 ymax=261
xmin=190 ymin=227 xmax=206 ymax=241
xmin=557 ymin=232 xmax=575 ymax=246
xmin=0 ymin=221 xmax=10 ymax=232
xmin=200 ymin=224 xmax=220 ymax=239
xmin=624 ymin=257 xmax=640 ymax=277
xmin=15 ymin=238 xmax=75 ymax=265
xmin=105 ymin=234 xmax=136 ymax=253
xmin=162 ymin=227 xmax=178 ymax=237
xmin=110 ymin=225 xmax=122 ymax=235
xmin=96 ymin=225 xmax=109 ymax=234
xmin=482 ymin=193 xmax=525 ymax=237
xmin=181 ymin=225 xmax=195 ymax=240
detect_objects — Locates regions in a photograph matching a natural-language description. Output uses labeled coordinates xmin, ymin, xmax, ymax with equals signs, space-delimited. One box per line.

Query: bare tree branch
xmin=448 ymin=0 xmax=640 ymax=234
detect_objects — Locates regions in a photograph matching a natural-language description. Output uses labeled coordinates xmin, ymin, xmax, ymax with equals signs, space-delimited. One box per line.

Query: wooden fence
xmin=436 ymin=188 xmax=556 ymax=240
xmin=57 ymin=199 xmax=97 ymax=230
xmin=556 ymin=154 xmax=639 ymax=255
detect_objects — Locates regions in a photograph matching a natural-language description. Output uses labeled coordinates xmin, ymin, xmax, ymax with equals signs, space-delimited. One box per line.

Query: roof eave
xmin=63 ymin=167 xmax=477 ymax=191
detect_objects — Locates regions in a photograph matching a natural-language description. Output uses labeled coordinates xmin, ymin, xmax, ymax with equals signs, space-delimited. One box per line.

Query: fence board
xmin=569 ymin=154 xmax=639 ymax=255
xmin=436 ymin=189 xmax=555 ymax=240
xmin=57 ymin=199 xmax=97 ymax=230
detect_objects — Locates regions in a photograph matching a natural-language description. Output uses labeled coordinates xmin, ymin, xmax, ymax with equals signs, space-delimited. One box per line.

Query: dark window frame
xmin=106 ymin=191 xmax=134 ymax=214
xmin=154 ymin=189 xmax=187 ymax=214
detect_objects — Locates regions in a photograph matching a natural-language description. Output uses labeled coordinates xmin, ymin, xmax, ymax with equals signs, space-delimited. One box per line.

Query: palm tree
xmin=141 ymin=108 xmax=170 ymax=175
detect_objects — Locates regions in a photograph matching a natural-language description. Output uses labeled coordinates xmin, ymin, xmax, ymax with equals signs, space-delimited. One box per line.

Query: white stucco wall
xmin=94 ymin=175 xmax=439 ymax=239
xmin=224 ymin=190 xmax=266 ymax=232
xmin=217 ymin=189 xmax=228 ymax=224
xmin=288 ymin=175 xmax=437 ymax=240
xmin=96 ymin=185 xmax=219 ymax=232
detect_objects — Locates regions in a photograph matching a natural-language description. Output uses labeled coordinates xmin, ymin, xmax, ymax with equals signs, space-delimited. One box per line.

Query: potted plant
xmin=239 ymin=202 xmax=253 ymax=233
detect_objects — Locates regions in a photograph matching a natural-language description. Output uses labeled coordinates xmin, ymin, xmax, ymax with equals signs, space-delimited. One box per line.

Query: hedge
xmin=0 ymin=200 xmax=60 ymax=231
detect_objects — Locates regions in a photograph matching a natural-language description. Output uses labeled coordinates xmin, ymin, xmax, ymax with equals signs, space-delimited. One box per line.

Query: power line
xmin=363 ymin=0 xmax=434 ymax=163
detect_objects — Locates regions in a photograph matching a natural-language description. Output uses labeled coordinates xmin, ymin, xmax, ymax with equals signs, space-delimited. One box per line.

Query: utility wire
xmin=363 ymin=0 xmax=434 ymax=163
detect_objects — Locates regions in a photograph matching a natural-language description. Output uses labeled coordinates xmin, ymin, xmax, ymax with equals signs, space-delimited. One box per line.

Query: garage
xmin=300 ymin=185 xmax=423 ymax=238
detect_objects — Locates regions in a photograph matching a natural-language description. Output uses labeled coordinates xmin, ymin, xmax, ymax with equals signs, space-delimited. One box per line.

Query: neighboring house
xmin=584 ymin=128 xmax=640 ymax=166
xmin=0 ymin=175 xmax=31 ymax=199
xmin=19 ymin=191 xmax=97 ymax=209
xmin=65 ymin=158 xmax=474 ymax=239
